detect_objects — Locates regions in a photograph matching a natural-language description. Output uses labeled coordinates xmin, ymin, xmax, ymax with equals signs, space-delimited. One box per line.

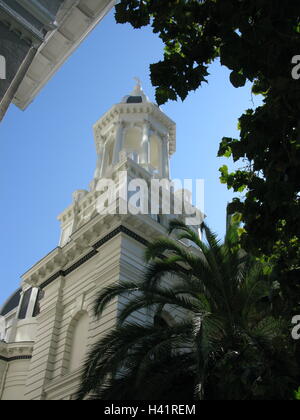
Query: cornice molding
xmin=23 ymin=217 xmax=160 ymax=290
xmin=0 ymin=341 xmax=34 ymax=361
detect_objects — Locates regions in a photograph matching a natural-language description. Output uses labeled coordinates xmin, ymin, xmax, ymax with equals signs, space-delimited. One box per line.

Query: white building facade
xmin=0 ymin=83 xmax=203 ymax=400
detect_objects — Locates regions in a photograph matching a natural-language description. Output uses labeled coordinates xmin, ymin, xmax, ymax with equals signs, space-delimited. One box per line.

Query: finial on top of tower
xmin=133 ymin=77 xmax=143 ymax=95
xmin=122 ymin=77 xmax=151 ymax=104
xmin=134 ymin=76 xmax=142 ymax=89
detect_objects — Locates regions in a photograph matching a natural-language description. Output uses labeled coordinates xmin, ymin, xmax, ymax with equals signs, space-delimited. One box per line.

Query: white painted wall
xmin=1 ymin=359 xmax=31 ymax=400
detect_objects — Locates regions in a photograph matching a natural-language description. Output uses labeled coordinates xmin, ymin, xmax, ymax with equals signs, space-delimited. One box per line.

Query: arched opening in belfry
xmin=123 ymin=127 xmax=142 ymax=163
xmin=150 ymin=134 xmax=162 ymax=174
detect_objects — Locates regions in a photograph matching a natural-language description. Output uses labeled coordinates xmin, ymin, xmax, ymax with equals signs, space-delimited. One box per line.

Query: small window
xmin=127 ymin=96 xmax=142 ymax=103
xmin=18 ymin=289 xmax=32 ymax=320
xmin=0 ymin=289 xmax=21 ymax=316
xmin=32 ymin=289 xmax=44 ymax=317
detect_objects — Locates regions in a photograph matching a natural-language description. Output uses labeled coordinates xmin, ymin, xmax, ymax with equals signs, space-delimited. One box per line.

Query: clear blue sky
xmin=0 ymin=9 xmax=261 ymax=305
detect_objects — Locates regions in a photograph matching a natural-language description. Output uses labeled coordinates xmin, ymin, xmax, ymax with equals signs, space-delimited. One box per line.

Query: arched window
xmin=150 ymin=134 xmax=162 ymax=174
xmin=124 ymin=127 xmax=142 ymax=162
xmin=66 ymin=311 xmax=90 ymax=373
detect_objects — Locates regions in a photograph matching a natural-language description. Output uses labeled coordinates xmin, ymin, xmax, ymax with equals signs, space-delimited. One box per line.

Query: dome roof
xmin=122 ymin=78 xmax=151 ymax=104
xmin=0 ymin=288 xmax=21 ymax=316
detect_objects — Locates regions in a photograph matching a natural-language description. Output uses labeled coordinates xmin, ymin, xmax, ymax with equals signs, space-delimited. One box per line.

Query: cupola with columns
xmin=92 ymin=78 xmax=176 ymax=183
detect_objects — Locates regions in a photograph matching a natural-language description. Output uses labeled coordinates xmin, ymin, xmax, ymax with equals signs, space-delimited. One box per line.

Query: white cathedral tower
xmin=0 ymin=82 xmax=203 ymax=400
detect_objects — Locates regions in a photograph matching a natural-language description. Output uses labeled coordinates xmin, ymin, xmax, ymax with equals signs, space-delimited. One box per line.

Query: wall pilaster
xmin=141 ymin=120 xmax=151 ymax=165
xmin=162 ymin=134 xmax=170 ymax=179
xmin=0 ymin=359 xmax=8 ymax=399
xmin=112 ymin=122 xmax=125 ymax=166
xmin=24 ymin=277 xmax=65 ymax=400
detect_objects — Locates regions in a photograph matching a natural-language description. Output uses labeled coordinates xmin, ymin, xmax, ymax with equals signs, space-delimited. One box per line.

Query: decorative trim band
xmin=64 ymin=249 xmax=98 ymax=277
xmin=0 ymin=355 xmax=32 ymax=362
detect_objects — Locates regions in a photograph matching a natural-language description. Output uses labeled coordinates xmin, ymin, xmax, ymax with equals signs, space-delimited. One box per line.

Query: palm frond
xmin=93 ymin=281 xmax=141 ymax=317
xmin=77 ymin=219 xmax=296 ymax=401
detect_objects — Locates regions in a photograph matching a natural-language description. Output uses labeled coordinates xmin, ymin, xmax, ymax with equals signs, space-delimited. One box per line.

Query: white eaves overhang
xmin=13 ymin=0 xmax=116 ymax=110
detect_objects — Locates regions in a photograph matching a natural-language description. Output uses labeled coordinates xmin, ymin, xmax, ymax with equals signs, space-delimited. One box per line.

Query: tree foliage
xmin=114 ymin=0 xmax=300 ymax=306
xmin=77 ymin=221 xmax=298 ymax=400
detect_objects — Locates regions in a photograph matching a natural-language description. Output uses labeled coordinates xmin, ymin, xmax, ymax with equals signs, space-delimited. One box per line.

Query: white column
xmin=141 ymin=120 xmax=151 ymax=165
xmin=112 ymin=122 xmax=124 ymax=165
xmin=6 ymin=290 xmax=24 ymax=343
xmin=24 ymin=277 xmax=65 ymax=400
xmin=26 ymin=288 xmax=39 ymax=318
xmin=94 ymin=141 xmax=104 ymax=179
xmin=162 ymin=134 xmax=170 ymax=179
xmin=0 ymin=359 xmax=8 ymax=400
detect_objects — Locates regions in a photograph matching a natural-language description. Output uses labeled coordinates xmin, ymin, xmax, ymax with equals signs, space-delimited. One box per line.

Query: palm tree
xmin=77 ymin=220 xmax=298 ymax=400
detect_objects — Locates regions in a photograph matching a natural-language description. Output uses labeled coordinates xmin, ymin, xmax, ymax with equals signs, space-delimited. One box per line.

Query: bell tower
xmin=0 ymin=81 xmax=204 ymax=400
xmin=57 ymin=81 xmax=202 ymax=248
